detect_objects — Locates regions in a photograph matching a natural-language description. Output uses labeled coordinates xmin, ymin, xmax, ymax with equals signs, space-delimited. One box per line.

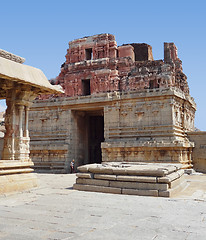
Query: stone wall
xmin=187 ymin=132 xmax=206 ymax=173
xmin=102 ymin=88 xmax=195 ymax=166
xmin=29 ymin=105 xmax=71 ymax=173
xmin=30 ymin=87 xmax=195 ymax=172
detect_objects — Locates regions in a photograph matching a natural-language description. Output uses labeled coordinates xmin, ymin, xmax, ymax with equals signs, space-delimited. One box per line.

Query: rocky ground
xmin=0 ymin=173 xmax=206 ymax=240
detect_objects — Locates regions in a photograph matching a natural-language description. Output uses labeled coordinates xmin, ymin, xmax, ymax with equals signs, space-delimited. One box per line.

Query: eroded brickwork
xmin=54 ymin=34 xmax=189 ymax=97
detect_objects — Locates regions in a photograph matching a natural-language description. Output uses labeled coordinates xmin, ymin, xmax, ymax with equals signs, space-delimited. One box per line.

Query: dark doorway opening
xmin=72 ymin=110 xmax=104 ymax=167
xmin=88 ymin=115 xmax=104 ymax=164
xmin=85 ymin=48 xmax=93 ymax=60
xmin=82 ymin=79 xmax=91 ymax=96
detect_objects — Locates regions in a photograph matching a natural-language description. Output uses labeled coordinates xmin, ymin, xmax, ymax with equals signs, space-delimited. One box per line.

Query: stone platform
xmin=0 ymin=160 xmax=38 ymax=194
xmin=73 ymin=162 xmax=187 ymax=197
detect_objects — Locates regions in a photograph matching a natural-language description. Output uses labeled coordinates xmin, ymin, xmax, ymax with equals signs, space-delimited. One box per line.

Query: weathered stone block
xmin=169 ymin=175 xmax=185 ymax=189
xmin=78 ymin=164 xmax=99 ymax=173
xmin=112 ymin=168 xmax=128 ymax=175
xmin=117 ymin=175 xmax=157 ymax=183
xmin=126 ymin=166 xmax=169 ymax=177
xmin=122 ymin=188 xmax=158 ymax=197
xmin=76 ymin=178 xmax=109 ymax=187
xmin=159 ymin=180 xmax=187 ymax=197
xmin=77 ymin=165 xmax=89 ymax=173
xmin=94 ymin=174 xmax=116 ymax=181
xmin=73 ymin=184 xmax=122 ymax=194
xmin=158 ymin=171 xmax=180 ymax=183
xmin=110 ymin=181 xmax=168 ymax=191
xmin=89 ymin=166 xmax=113 ymax=175
xmin=76 ymin=173 xmax=93 ymax=179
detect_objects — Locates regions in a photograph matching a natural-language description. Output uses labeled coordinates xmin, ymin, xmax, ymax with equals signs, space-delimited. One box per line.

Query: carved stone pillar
xmin=188 ymin=148 xmax=193 ymax=166
xmin=15 ymin=104 xmax=28 ymax=161
xmin=24 ymin=106 xmax=29 ymax=138
xmin=18 ymin=105 xmax=24 ymax=138
xmin=2 ymin=86 xmax=36 ymax=161
xmin=2 ymin=89 xmax=16 ymax=160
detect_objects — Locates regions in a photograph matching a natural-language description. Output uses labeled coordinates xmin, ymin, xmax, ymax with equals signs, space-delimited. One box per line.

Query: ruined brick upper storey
xmin=55 ymin=33 xmax=189 ymax=97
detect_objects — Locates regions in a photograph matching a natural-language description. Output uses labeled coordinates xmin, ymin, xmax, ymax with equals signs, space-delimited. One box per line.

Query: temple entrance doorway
xmin=88 ymin=115 xmax=104 ymax=164
xmin=72 ymin=109 xmax=104 ymax=167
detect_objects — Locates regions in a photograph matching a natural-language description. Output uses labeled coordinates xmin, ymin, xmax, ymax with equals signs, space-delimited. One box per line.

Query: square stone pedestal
xmin=74 ymin=162 xmax=187 ymax=197
xmin=0 ymin=160 xmax=38 ymax=195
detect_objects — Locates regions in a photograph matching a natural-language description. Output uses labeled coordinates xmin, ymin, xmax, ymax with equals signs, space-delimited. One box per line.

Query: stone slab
xmin=0 ymin=168 xmax=33 ymax=175
xmin=77 ymin=164 xmax=99 ymax=173
xmin=78 ymin=163 xmax=182 ymax=177
xmin=158 ymin=171 xmax=180 ymax=183
xmin=122 ymin=188 xmax=158 ymax=197
xmin=110 ymin=181 xmax=168 ymax=191
xmin=73 ymin=183 xmax=121 ymax=194
xmin=88 ymin=166 xmax=114 ymax=174
xmin=76 ymin=173 xmax=93 ymax=179
xmin=0 ymin=160 xmax=34 ymax=168
xmin=117 ymin=175 xmax=157 ymax=183
xmin=158 ymin=180 xmax=188 ymax=197
xmin=94 ymin=174 xmax=117 ymax=181
xmin=169 ymin=175 xmax=185 ymax=189
xmin=76 ymin=178 xmax=110 ymax=187
xmin=125 ymin=167 xmax=168 ymax=177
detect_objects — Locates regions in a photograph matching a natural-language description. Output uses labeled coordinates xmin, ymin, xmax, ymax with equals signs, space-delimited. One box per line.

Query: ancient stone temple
xmin=29 ymin=34 xmax=206 ymax=197
xmin=0 ymin=49 xmax=63 ymax=194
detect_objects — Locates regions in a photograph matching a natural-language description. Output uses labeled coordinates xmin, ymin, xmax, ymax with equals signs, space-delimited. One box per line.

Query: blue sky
xmin=0 ymin=0 xmax=206 ymax=130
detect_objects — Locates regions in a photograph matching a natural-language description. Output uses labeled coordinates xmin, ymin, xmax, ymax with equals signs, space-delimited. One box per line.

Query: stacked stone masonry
xmin=187 ymin=132 xmax=206 ymax=173
xmin=74 ymin=163 xmax=187 ymax=197
xmin=30 ymin=33 xmax=198 ymax=174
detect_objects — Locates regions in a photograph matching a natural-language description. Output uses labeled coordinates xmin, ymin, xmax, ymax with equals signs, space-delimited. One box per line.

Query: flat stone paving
xmin=0 ymin=173 xmax=206 ymax=240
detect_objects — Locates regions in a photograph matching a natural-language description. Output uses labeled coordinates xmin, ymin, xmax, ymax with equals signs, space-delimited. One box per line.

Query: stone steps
xmin=73 ymin=162 xmax=187 ymax=197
